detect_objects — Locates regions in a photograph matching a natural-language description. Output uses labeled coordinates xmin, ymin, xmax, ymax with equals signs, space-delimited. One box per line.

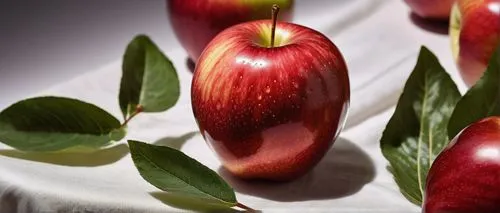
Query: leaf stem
xmin=121 ymin=105 xmax=143 ymax=127
xmin=236 ymin=202 xmax=258 ymax=212
xmin=270 ymin=4 xmax=280 ymax=48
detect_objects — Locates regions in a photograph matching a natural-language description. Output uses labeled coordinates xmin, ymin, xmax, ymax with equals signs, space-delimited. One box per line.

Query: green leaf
xmin=448 ymin=48 xmax=500 ymax=139
xmin=380 ymin=46 xmax=461 ymax=205
xmin=0 ymin=97 xmax=125 ymax=152
xmin=119 ymin=35 xmax=180 ymax=119
xmin=128 ymin=140 xmax=237 ymax=206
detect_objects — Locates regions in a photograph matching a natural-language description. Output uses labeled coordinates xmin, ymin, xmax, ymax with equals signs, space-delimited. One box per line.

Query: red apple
xmin=404 ymin=0 xmax=455 ymax=19
xmin=450 ymin=0 xmax=500 ymax=87
xmin=424 ymin=117 xmax=500 ymax=213
xmin=191 ymin=7 xmax=350 ymax=181
xmin=167 ymin=0 xmax=294 ymax=63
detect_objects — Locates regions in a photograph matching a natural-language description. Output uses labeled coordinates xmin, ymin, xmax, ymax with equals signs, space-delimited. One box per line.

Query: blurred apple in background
xmin=450 ymin=0 xmax=500 ymax=87
xmin=424 ymin=117 xmax=500 ymax=213
xmin=404 ymin=0 xmax=455 ymax=20
xmin=167 ymin=0 xmax=294 ymax=63
xmin=191 ymin=6 xmax=350 ymax=181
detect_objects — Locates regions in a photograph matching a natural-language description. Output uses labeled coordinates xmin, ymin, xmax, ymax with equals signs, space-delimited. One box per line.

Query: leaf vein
xmin=134 ymin=144 xmax=233 ymax=205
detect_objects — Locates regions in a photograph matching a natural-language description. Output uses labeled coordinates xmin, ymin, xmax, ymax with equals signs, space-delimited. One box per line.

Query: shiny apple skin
xmin=404 ymin=0 xmax=455 ymax=19
xmin=167 ymin=0 xmax=294 ymax=63
xmin=450 ymin=0 xmax=500 ymax=87
xmin=424 ymin=117 xmax=500 ymax=213
xmin=191 ymin=20 xmax=350 ymax=181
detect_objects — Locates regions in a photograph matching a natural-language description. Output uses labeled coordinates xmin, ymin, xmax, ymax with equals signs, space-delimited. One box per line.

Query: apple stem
xmin=121 ymin=105 xmax=143 ymax=128
xmin=270 ymin=4 xmax=280 ymax=48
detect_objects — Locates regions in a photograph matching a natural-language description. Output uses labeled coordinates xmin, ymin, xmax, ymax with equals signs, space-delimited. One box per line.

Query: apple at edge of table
xmin=450 ymin=0 xmax=500 ymax=87
xmin=190 ymin=5 xmax=350 ymax=181
xmin=424 ymin=117 xmax=500 ymax=213
xmin=404 ymin=0 xmax=455 ymax=20
xmin=167 ymin=0 xmax=294 ymax=63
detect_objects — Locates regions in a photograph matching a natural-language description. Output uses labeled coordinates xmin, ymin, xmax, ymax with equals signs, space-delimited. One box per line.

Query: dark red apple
xmin=191 ymin=6 xmax=350 ymax=181
xmin=404 ymin=0 xmax=455 ymax=20
xmin=424 ymin=117 xmax=500 ymax=213
xmin=450 ymin=0 xmax=500 ymax=87
xmin=167 ymin=0 xmax=294 ymax=63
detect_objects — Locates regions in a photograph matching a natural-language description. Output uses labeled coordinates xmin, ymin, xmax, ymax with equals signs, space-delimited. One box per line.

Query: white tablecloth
xmin=0 ymin=0 xmax=467 ymax=212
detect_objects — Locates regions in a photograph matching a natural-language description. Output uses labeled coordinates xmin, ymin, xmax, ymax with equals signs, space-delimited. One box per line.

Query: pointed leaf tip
xmin=128 ymin=140 xmax=237 ymax=206
xmin=380 ymin=47 xmax=461 ymax=205
xmin=119 ymin=35 xmax=180 ymax=120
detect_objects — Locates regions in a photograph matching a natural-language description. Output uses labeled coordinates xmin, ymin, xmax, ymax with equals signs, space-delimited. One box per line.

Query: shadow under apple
xmin=0 ymin=143 xmax=129 ymax=167
xmin=218 ymin=137 xmax=375 ymax=202
xmin=186 ymin=58 xmax=196 ymax=73
xmin=409 ymin=12 xmax=449 ymax=35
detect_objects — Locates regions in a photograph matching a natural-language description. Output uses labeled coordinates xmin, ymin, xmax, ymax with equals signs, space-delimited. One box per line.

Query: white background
xmin=0 ymin=1 xmax=175 ymax=109
xmin=0 ymin=0 xmax=335 ymax=109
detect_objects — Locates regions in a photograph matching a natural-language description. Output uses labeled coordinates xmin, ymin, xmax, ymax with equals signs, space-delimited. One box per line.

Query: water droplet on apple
xmin=293 ymin=82 xmax=299 ymax=89
xmin=257 ymin=95 xmax=262 ymax=100
xmin=265 ymin=86 xmax=271 ymax=93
